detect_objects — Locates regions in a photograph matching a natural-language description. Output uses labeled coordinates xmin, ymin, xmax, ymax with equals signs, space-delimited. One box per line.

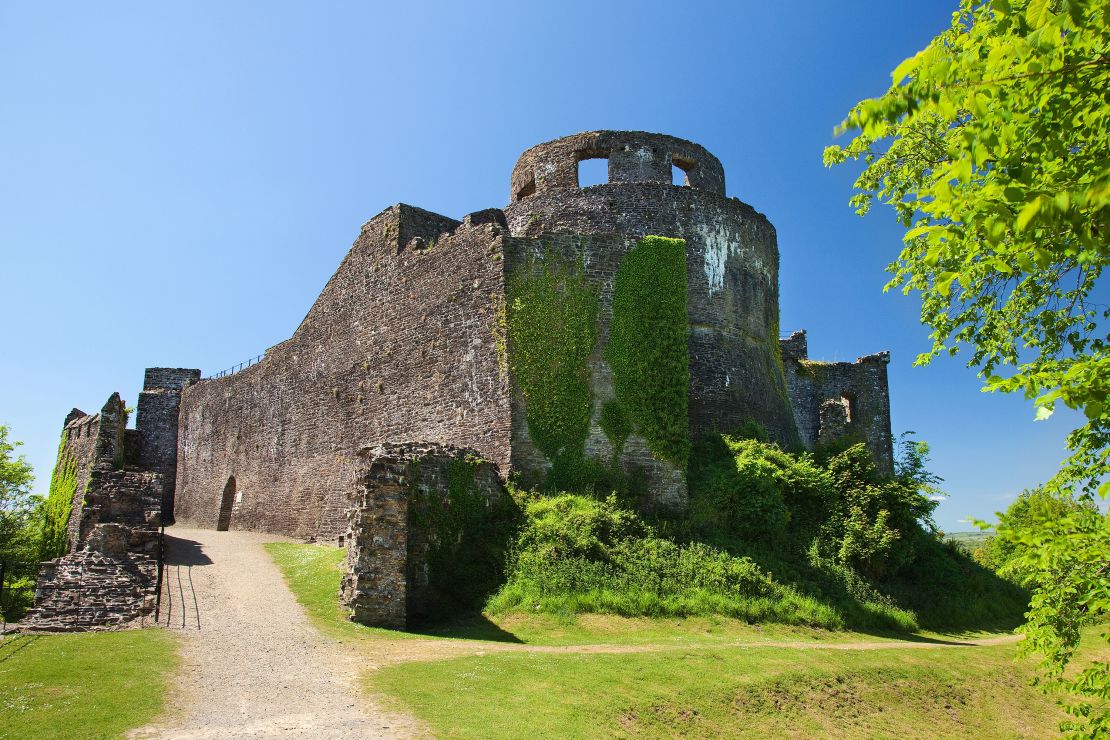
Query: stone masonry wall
xmin=58 ymin=393 xmax=128 ymax=551
xmin=24 ymin=469 xmax=163 ymax=632
xmin=781 ymin=332 xmax=894 ymax=475
xmin=174 ymin=205 xmax=511 ymax=541
xmin=340 ymin=442 xmax=506 ymax=630
xmin=136 ymin=367 xmax=200 ymax=522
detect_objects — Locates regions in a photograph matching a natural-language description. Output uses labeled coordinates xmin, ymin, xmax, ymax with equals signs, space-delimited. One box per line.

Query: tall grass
xmin=486 ymin=494 xmax=919 ymax=631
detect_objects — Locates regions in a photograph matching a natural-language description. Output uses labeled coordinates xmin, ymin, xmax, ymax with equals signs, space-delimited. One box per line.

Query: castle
xmin=26 ymin=131 xmax=892 ymax=630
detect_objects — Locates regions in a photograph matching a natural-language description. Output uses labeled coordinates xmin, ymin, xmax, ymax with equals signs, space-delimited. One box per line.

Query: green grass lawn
xmin=0 ymin=629 xmax=178 ymax=740
xmin=265 ymin=540 xmax=1087 ymax=738
xmin=371 ymin=642 xmax=1068 ymax=738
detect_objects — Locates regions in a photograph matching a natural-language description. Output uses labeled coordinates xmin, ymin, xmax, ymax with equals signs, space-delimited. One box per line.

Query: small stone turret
xmin=136 ymin=367 xmax=200 ymax=521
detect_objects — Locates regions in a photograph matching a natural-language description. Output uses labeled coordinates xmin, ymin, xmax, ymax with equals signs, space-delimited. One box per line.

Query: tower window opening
xmin=516 ymin=175 xmax=536 ymax=200
xmin=841 ymin=394 xmax=857 ymax=423
xmin=672 ymin=154 xmax=696 ymax=186
xmin=577 ymin=155 xmax=609 ymax=187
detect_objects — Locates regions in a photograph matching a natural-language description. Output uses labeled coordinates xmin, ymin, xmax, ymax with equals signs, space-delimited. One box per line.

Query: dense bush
xmin=973 ymin=487 xmax=1098 ymax=587
xmin=488 ymin=493 xmax=851 ymax=627
xmin=485 ymin=432 xmax=1026 ymax=633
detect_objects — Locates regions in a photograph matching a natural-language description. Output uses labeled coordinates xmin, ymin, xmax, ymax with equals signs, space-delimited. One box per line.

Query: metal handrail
xmin=205 ymin=354 xmax=264 ymax=380
xmin=154 ymin=523 xmax=165 ymax=624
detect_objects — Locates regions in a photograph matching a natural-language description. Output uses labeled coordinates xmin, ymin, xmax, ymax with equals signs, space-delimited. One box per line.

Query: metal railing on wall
xmin=205 ymin=354 xmax=264 ymax=380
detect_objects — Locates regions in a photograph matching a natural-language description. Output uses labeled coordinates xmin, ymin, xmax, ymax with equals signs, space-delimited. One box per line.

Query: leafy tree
xmin=0 ymin=424 xmax=38 ymax=563
xmin=825 ymin=0 xmax=1110 ymax=733
xmin=974 ymin=487 xmax=1094 ymax=582
xmin=1 ymin=424 xmax=41 ymax=621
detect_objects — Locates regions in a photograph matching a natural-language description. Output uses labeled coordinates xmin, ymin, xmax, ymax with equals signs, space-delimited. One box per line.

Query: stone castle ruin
xmin=26 ymin=131 xmax=892 ymax=630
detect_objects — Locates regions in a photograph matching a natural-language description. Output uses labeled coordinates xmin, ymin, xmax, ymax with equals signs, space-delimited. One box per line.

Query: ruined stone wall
xmin=504 ymin=131 xmax=799 ymax=450
xmin=136 ymin=368 xmax=200 ymax=521
xmin=24 ymin=468 xmax=163 ymax=632
xmin=781 ymin=336 xmax=894 ymax=474
xmin=341 ymin=442 xmax=507 ymax=629
xmin=57 ymin=394 xmax=128 ymax=551
xmin=174 ymin=205 xmax=511 ymax=540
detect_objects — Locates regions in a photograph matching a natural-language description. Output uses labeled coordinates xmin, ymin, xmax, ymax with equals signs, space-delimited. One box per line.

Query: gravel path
xmin=130 ymin=527 xmax=422 ymax=739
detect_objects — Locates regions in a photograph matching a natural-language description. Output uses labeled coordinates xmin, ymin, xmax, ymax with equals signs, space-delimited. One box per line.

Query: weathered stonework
xmin=27 ymin=368 xmax=197 ymax=631
xmin=136 ymin=368 xmax=200 ymax=522
xmin=780 ymin=330 xmax=894 ymax=474
xmin=58 ymin=393 xmax=128 ymax=551
xmin=340 ymin=443 xmax=507 ymax=629
xmin=174 ymin=207 xmax=512 ymax=541
xmin=23 ymin=466 xmax=164 ymax=631
xmin=505 ymin=132 xmax=798 ymax=452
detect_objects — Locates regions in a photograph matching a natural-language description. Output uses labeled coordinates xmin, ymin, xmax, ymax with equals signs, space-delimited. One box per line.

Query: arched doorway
xmin=217 ymin=476 xmax=236 ymax=531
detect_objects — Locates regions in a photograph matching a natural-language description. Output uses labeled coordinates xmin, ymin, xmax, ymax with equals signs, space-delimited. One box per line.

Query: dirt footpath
xmin=130 ymin=527 xmax=422 ymax=739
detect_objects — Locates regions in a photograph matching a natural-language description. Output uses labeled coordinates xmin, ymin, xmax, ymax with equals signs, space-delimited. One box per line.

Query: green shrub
xmin=409 ymin=457 xmax=521 ymax=616
xmin=481 ymin=433 xmax=1023 ymax=634
xmin=489 ymin=493 xmax=850 ymax=628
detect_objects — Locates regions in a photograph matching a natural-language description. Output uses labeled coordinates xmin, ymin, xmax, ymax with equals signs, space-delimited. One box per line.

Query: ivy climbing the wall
xmin=40 ymin=431 xmax=78 ymax=559
xmin=408 ymin=455 xmax=520 ymax=615
xmin=606 ymin=236 xmax=691 ymax=468
xmin=506 ymin=250 xmax=599 ymax=468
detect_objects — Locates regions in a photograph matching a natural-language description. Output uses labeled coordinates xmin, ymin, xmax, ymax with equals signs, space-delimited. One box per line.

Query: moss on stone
xmin=506 ymin=250 xmax=599 ymax=463
xmin=606 ymin=236 xmax=691 ymax=468
xmin=41 ymin=430 xmax=77 ymax=559
xmin=599 ymin=400 xmax=632 ymax=460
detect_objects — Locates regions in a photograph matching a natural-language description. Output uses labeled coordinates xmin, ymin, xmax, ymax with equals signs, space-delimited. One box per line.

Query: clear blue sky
xmin=0 ymin=1 xmax=1080 ymax=532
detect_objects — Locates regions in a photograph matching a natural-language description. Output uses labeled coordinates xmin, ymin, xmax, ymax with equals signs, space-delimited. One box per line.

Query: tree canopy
xmin=0 ymin=424 xmax=37 ymax=563
xmin=825 ymin=0 xmax=1110 ymax=734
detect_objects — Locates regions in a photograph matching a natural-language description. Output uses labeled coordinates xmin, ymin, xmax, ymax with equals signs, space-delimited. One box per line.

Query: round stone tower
xmin=503 ymin=131 xmax=799 ymax=448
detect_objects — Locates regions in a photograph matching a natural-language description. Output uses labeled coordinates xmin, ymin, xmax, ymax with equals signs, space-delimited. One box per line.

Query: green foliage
xmin=409 ymin=457 xmax=522 ymax=617
xmin=481 ymin=430 xmax=1020 ymax=635
xmin=488 ymin=493 xmax=842 ymax=627
xmin=974 ymin=487 xmax=1094 ymax=585
xmin=0 ymin=425 xmax=38 ymax=565
xmin=606 ymin=236 xmax=691 ymax=468
xmin=821 ymin=444 xmax=938 ymax=579
xmin=826 ymin=1 xmax=1110 ymax=731
xmin=984 ymin=491 xmax=1110 ymax=735
xmin=544 ymin=453 xmax=644 ymax=506
xmin=686 ymin=435 xmax=796 ymax=544
xmin=506 ymin=250 xmax=599 ymax=463
xmin=598 ymin=400 xmax=631 ymax=459
xmin=0 ymin=425 xmax=40 ymax=622
xmin=40 ymin=431 xmax=77 ymax=561
xmin=681 ymin=433 xmax=1019 ymax=630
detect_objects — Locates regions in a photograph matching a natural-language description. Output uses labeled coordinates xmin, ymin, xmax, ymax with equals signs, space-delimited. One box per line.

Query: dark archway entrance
xmin=217 ymin=477 xmax=236 ymax=531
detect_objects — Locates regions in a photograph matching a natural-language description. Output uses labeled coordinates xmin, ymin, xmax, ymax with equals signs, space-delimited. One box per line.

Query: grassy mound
xmin=486 ymin=434 xmax=1026 ymax=633
xmin=486 ymin=494 xmax=899 ymax=629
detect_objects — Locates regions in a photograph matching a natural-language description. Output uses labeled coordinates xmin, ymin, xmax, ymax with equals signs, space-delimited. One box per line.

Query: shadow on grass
xmin=406 ymin=612 xmax=525 ymax=644
xmin=0 ymin=634 xmax=41 ymax=664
